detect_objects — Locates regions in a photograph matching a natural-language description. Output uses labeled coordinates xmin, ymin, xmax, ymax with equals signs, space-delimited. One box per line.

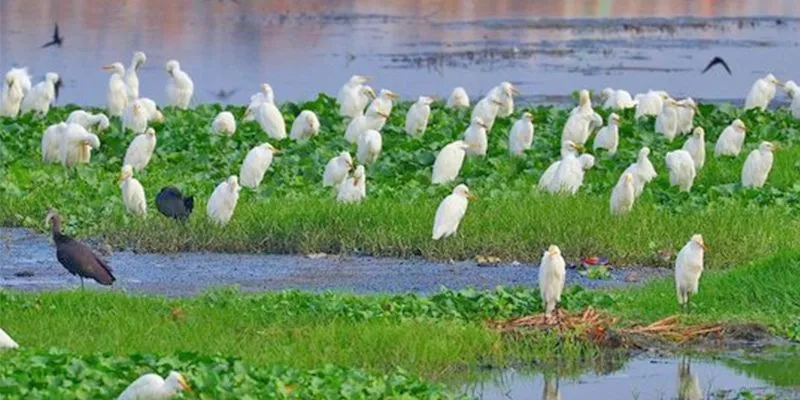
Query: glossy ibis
xmin=45 ymin=210 xmax=115 ymax=288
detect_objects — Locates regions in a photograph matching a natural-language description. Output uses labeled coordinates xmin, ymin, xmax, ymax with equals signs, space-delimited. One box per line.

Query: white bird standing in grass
xmin=471 ymin=92 xmax=503 ymax=133
xmin=569 ymin=89 xmax=594 ymax=116
xmin=600 ymin=87 xmax=636 ymax=109
xmin=405 ymin=96 xmax=434 ymax=138
xmin=508 ymin=112 xmax=534 ymax=156
xmin=239 ymin=142 xmax=279 ymax=189
xmin=682 ymin=127 xmax=706 ymax=170
xmin=366 ymin=89 xmax=399 ymax=130
xmin=1 ymin=67 xmax=32 ymax=118
xmin=66 ymin=110 xmax=110 ymax=132
xmin=432 ymin=140 xmax=470 ymax=184
xmin=539 ymin=245 xmax=566 ymax=319
xmin=675 ymin=234 xmax=707 ymax=311
xmin=463 ymin=117 xmax=489 ymax=157
xmin=676 ymin=98 xmax=697 ymax=135
xmin=745 ymin=73 xmax=782 ymax=110
xmin=593 ymin=113 xmax=620 ymax=154
xmin=244 ymin=83 xmax=276 ymax=122
xmin=124 ymin=51 xmax=146 ymax=100
xmin=207 ymin=176 xmax=241 ymax=226
xmin=357 ymin=129 xmax=383 ymax=165
xmin=490 ymin=81 xmax=519 ymax=117
xmin=211 ymin=111 xmax=236 ymax=135
xmin=289 ymin=110 xmax=320 ymax=142
xmin=41 ymin=122 xmax=68 ymax=163
xmin=122 ymin=101 xmax=149 ymax=134
xmin=165 ymin=60 xmax=194 ymax=109
xmin=432 ymin=184 xmax=474 ymax=240
xmin=562 ymin=94 xmax=603 ymax=145
xmin=539 ymin=141 xmax=581 ymax=190
xmin=610 ymin=173 xmax=636 ymax=216
xmin=337 ymin=165 xmax=366 ymax=203
xmin=103 ymin=62 xmax=128 ymax=117
xmin=345 ymin=110 xmax=387 ymax=143
xmin=21 ymin=72 xmax=59 ymax=115
xmin=138 ymin=98 xmax=165 ymax=123
xmin=741 ymin=141 xmax=775 ymax=188
xmin=548 ymin=154 xmax=595 ymax=195
xmin=60 ymin=124 xmax=100 ymax=167
xmin=118 ymin=165 xmax=146 ymax=216
xmin=123 ymin=128 xmax=157 ymax=171
xmin=714 ymin=119 xmax=747 ymax=157
xmin=0 ymin=327 xmax=18 ymax=349
xmin=634 ymin=90 xmax=668 ymax=118
xmin=655 ymin=98 xmax=681 ymax=142
xmin=337 ymin=75 xmax=371 ymax=118
xmin=117 ymin=371 xmax=191 ymax=400
xmin=623 ymin=147 xmax=657 ymax=198
xmin=447 ymin=87 xmax=470 ymax=109
xmin=323 ymin=152 xmax=353 ymax=187
xmin=245 ymin=100 xmax=286 ymax=140
xmin=665 ymin=150 xmax=696 ymax=192
xmin=784 ymin=80 xmax=800 ymax=118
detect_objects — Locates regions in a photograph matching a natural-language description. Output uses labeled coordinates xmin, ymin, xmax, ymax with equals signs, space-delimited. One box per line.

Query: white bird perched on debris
xmin=117 ymin=371 xmax=191 ymax=400
xmin=508 ymin=112 xmax=535 ymax=156
xmin=118 ymin=165 xmax=146 ymax=216
xmin=138 ymin=97 xmax=164 ymax=123
xmin=357 ymin=129 xmax=383 ymax=165
xmin=66 ymin=110 xmax=110 ymax=132
xmin=323 ymin=152 xmax=353 ymax=187
xmin=593 ymin=113 xmax=620 ymax=154
xmin=290 ymin=110 xmax=320 ymax=142
xmin=21 ymin=72 xmax=59 ymax=115
xmin=405 ymin=96 xmax=434 ymax=138
xmin=244 ymin=83 xmax=276 ymax=122
xmin=0 ymin=327 xmax=18 ymax=349
xmin=124 ymin=51 xmax=146 ymax=100
xmin=344 ymin=110 xmax=387 ymax=143
xmin=676 ymin=98 xmax=697 ymax=135
xmin=239 ymin=142 xmax=280 ymax=189
xmin=745 ymin=73 xmax=782 ymax=110
xmin=447 ymin=87 xmax=470 ymax=109
xmin=623 ymin=147 xmax=657 ymax=198
xmin=432 ymin=184 xmax=474 ymax=240
xmin=337 ymin=75 xmax=371 ymax=118
xmin=1 ymin=67 xmax=32 ymax=118
xmin=656 ymin=98 xmax=682 ymax=142
xmin=471 ymin=92 xmax=503 ymax=133
xmin=610 ymin=173 xmax=636 ymax=216
xmin=41 ymin=122 xmax=68 ymax=163
xmin=59 ymin=124 xmax=100 ymax=167
xmin=741 ymin=141 xmax=775 ymax=188
xmin=682 ymin=127 xmax=706 ymax=170
xmin=490 ymin=81 xmax=519 ymax=117
xmin=165 ymin=60 xmax=194 ymax=109
xmin=675 ymin=234 xmax=707 ymax=311
xmin=337 ymin=165 xmax=366 ymax=204
xmin=122 ymin=101 xmax=149 ymax=134
xmin=548 ymin=154 xmax=595 ymax=195
xmin=539 ymin=245 xmax=566 ymax=319
xmin=207 ymin=176 xmax=241 ymax=226
xmin=714 ymin=119 xmax=747 ymax=157
xmin=211 ymin=111 xmax=236 ymax=135
xmin=123 ymin=128 xmax=157 ymax=171
xmin=600 ymin=87 xmax=636 ymax=109
xmin=665 ymin=150 xmax=696 ymax=192
xmin=432 ymin=140 xmax=470 ymax=184
xmin=103 ymin=62 xmax=128 ymax=117
xmin=538 ymin=141 xmax=581 ymax=191
xmin=463 ymin=117 xmax=489 ymax=157
xmin=634 ymin=90 xmax=668 ymax=118
xmin=366 ymin=89 xmax=399 ymax=130
xmin=784 ymin=80 xmax=800 ymax=118
xmin=245 ymin=100 xmax=286 ymax=140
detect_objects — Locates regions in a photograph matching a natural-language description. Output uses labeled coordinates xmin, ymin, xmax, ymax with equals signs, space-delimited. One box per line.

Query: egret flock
xmin=0 ymin=49 xmax=792 ymax=397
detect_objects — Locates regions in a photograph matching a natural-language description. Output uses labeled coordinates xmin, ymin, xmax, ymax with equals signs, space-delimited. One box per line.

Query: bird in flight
xmin=208 ymin=88 xmax=238 ymax=100
xmin=41 ymin=23 xmax=63 ymax=48
xmin=702 ymin=57 xmax=731 ymax=75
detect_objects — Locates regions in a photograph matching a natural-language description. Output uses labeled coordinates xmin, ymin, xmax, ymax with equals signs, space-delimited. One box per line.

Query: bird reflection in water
xmin=678 ymin=358 xmax=703 ymax=400
xmin=542 ymin=375 xmax=560 ymax=400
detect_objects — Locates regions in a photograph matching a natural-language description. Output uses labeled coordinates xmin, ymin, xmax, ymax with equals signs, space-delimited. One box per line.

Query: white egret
xmin=665 ymin=150 xmax=696 ymax=192
xmin=600 ymin=87 xmax=636 ymax=109
xmin=244 ymin=101 xmax=286 ymax=140
xmin=675 ymin=234 xmax=707 ymax=311
xmin=548 ymin=154 xmax=595 ymax=195
xmin=405 ymin=96 xmax=434 ymax=138
xmin=432 ymin=140 xmax=470 ymax=184
xmin=66 ymin=110 xmax=110 ymax=132
xmin=124 ymin=51 xmax=146 ymax=100
xmin=118 ymin=165 xmax=146 ymax=216
xmin=21 ymin=72 xmax=59 ymax=115
xmin=538 ymin=141 xmax=581 ymax=190
xmin=539 ymin=245 xmax=566 ymax=319
xmin=344 ymin=109 xmax=387 ymax=143
xmin=593 ymin=113 xmax=620 ymax=154
xmin=337 ymin=75 xmax=371 ymax=118
xmin=0 ymin=67 xmax=32 ymax=118
xmin=569 ymin=89 xmax=594 ymax=116
xmin=41 ymin=122 xmax=68 ymax=163
xmin=207 ymin=176 xmax=241 ymax=226
xmin=447 ymin=87 xmax=470 ymax=108
xmin=357 ymin=129 xmax=382 ymax=165
xmin=123 ymin=128 xmax=157 ymax=171
xmin=741 ymin=141 xmax=775 ymax=188
xmin=336 ymin=165 xmax=366 ymax=203
xmin=562 ymin=92 xmax=603 ymax=145
xmin=508 ymin=112 xmax=535 ymax=156
xmin=623 ymin=147 xmax=657 ymax=198
xmin=471 ymin=92 xmax=502 ymax=132
xmin=245 ymin=83 xmax=276 ymax=121
xmin=59 ymin=124 xmax=100 ymax=167
xmin=211 ymin=111 xmax=236 ymax=135
xmin=117 ymin=371 xmax=191 ymax=400
xmin=634 ymin=90 xmax=668 ymax=118
xmin=165 ymin=60 xmax=194 ymax=109
xmin=655 ymin=98 xmax=681 ymax=142
xmin=610 ymin=173 xmax=636 ymax=216
xmin=323 ymin=152 xmax=354 ymax=187
xmin=0 ymin=327 xmax=18 ymax=349
xmin=681 ymin=127 xmax=706 ymax=170
xmin=784 ymin=80 xmax=800 ymax=118
xmin=490 ymin=81 xmax=519 ymax=117
xmin=676 ymin=98 xmax=697 ymax=135
xmin=289 ymin=110 xmax=320 ymax=142
xmin=745 ymin=73 xmax=782 ymax=110
xmin=239 ymin=142 xmax=280 ymax=189
xmin=122 ymin=101 xmax=149 ymax=134
xmin=138 ymin=97 xmax=164 ymax=123
xmin=103 ymin=62 xmax=128 ymax=117
xmin=714 ymin=119 xmax=747 ymax=157
xmin=432 ymin=184 xmax=474 ymax=240
xmin=366 ymin=89 xmax=399 ymax=130
xmin=463 ymin=117 xmax=489 ymax=157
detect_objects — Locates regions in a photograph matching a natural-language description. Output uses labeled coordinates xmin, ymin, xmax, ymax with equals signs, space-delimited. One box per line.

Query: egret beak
xmin=366 ymin=91 xmax=376 ymax=100
xmin=116 ymin=173 xmax=125 ymax=184
xmin=178 ymin=377 xmax=192 ymax=392
xmin=348 ymin=162 xmax=354 ymax=171
xmin=571 ymin=143 xmax=585 ymax=152
xmin=467 ymin=193 xmax=477 ymax=201
xmin=701 ymin=242 xmax=708 ymax=251
xmin=272 ymin=148 xmax=282 ymax=154
xmin=388 ymin=92 xmax=400 ymax=99
xmin=511 ymin=86 xmax=520 ymax=95
xmin=101 ymin=65 xmax=113 ymax=71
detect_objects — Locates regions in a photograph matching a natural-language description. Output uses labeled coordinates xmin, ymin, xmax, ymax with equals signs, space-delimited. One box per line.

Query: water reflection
xmin=678 ymin=358 xmax=703 ymax=400
xmin=542 ymin=375 xmax=561 ymax=400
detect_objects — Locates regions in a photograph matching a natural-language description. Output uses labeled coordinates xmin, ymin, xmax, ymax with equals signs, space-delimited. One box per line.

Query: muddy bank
xmin=0 ymin=228 xmax=668 ymax=296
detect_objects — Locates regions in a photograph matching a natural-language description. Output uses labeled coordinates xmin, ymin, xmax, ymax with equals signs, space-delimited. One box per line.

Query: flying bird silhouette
xmin=41 ymin=23 xmax=63 ymax=48
xmin=702 ymin=57 xmax=731 ymax=75
xmin=207 ymin=88 xmax=238 ymax=100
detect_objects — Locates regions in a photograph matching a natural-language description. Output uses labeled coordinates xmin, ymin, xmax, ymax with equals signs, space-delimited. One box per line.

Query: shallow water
xmin=1 ymin=1 xmax=799 ymax=106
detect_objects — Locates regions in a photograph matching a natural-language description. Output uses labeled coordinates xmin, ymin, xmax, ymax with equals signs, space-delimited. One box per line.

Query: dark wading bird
xmin=702 ymin=56 xmax=732 ymax=75
xmin=156 ymin=187 xmax=194 ymax=221
xmin=45 ymin=210 xmax=115 ymax=288
xmin=41 ymin=23 xmax=64 ymax=48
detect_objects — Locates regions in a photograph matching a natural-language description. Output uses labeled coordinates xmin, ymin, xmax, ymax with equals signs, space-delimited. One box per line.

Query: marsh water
xmin=2 ymin=1 xmax=800 ymax=106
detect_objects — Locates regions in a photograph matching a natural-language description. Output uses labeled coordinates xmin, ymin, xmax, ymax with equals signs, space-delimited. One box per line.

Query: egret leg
xmin=686 ymin=293 xmax=692 ymax=314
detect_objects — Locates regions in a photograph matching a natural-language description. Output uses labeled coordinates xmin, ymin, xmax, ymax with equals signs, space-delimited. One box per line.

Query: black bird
xmin=41 ymin=23 xmax=64 ymax=48
xmin=46 ymin=210 xmax=115 ymax=288
xmin=207 ymin=88 xmax=238 ymax=101
xmin=702 ymin=56 xmax=732 ymax=75
xmin=156 ymin=187 xmax=194 ymax=221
